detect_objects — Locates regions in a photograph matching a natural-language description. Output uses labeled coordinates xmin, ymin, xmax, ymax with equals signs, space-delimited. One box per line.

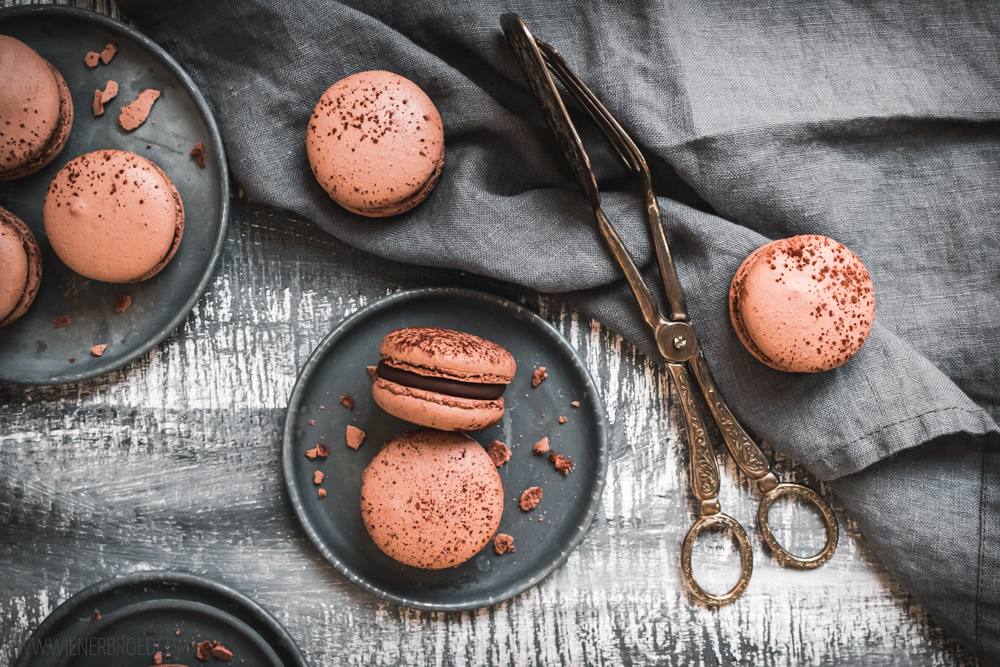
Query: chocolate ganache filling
xmin=376 ymin=361 xmax=507 ymax=400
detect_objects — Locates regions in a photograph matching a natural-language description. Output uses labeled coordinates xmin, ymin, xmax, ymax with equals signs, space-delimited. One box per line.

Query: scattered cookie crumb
xmin=119 ymin=89 xmax=160 ymax=131
xmin=100 ymin=42 xmax=118 ymax=64
xmin=367 ymin=365 xmax=378 ymax=380
xmin=550 ymin=452 xmax=573 ymax=475
xmin=84 ymin=51 xmax=100 ymax=67
xmin=92 ymin=80 xmax=118 ymax=116
xmin=532 ymin=367 xmax=548 ymax=387
xmin=558 ymin=416 xmax=567 ymax=424
xmin=533 ymin=437 xmax=550 ymax=455
xmin=91 ymin=609 xmax=100 ymax=623
xmin=153 ymin=651 xmax=162 ymax=665
xmin=114 ymin=294 xmax=132 ymax=312
xmin=487 ymin=440 xmax=511 ymax=467
xmin=90 ymin=344 xmax=107 ymax=357
xmin=494 ymin=534 xmax=515 ymax=555
xmin=340 ymin=394 xmax=354 ymax=410
xmin=318 ymin=488 xmax=327 ymax=499
xmin=305 ymin=443 xmax=329 ymax=460
xmin=53 ymin=315 xmax=71 ymax=329
xmin=308 ymin=419 xmax=315 ymax=426
xmin=68 ymin=358 xmax=75 ymax=363
xmin=520 ymin=486 xmax=542 ymax=511
xmin=571 ymin=401 xmax=580 ymax=408
xmin=190 ymin=142 xmax=206 ymax=168
xmin=346 ymin=425 xmax=365 ymax=450
xmin=313 ymin=470 xmax=324 ymax=485
xmin=212 ymin=643 xmax=233 ymax=661
xmin=196 ymin=641 xmax=213 ymax=661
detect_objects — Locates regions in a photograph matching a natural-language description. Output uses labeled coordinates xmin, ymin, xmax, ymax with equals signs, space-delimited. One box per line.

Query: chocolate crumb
xmin=316 ymin=443 xmax=329 ymax=457
xmin=520 ymin=486 xmax=542 ymax=511
xmin=550 ymin=453 xmax=573 ymax=475
xmin=313 ymin=470 xmax=324 ymax=485
xmin=212 ymin=644 xmax=233 ymax=661
xmin=68 ymin=358 xmax=75 ymax=363
xmin=533 ymin=437 xmax=550 ymax=455
xmin=190 ymin=142 xmax=206 ymax=168
xmin=318 ymin=488 xmax=327 ymax=499
xmin=571 ymin=401 xmax=580 ymax=408
xmin=487 ymin=440 xmax=511 ymax=467
xmin=100 ymin=42 xmax=118 ymax=65
xmin=346 ymin=425 xmax=365 ymax=450
xmin=115 ymin=295 xmax=132 ymax=312
xmin=91 ymin=344 xmax=107 ymax=357
xmin=53 ymin=315 xmax=71 ymax=329
xmin=532 ymin=367 xmax=548 ymax=387
xmin=308 ymin=419 xmax=315 ymax=426
xmin=494 ymin=534 xmax=515 ymax=555
xmin=340 ymin=394 xmax=354 ymax=410
xmin=367 ymin=365 xmax=378 ymax=380
xmin=558 ymin=416 xmax=567 ymax=424
xmin=91 ymin=609 xmax=101 ymax=623
xmin=119 ymin=89 xmax=160 ymax=131
xmin=85 ymin=51 xmax=100 ymax=67
xmin=153 ymin=651 xmax=162 ymax=665
xmin=196 ymin=641 xmax=213 ymax=661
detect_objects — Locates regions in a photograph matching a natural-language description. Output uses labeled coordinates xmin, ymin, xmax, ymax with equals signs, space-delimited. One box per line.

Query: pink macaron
xmin=306 ymin=70 xmax=445 ymax=217
xmin=729 ymin=235 xmax=875 ymax=373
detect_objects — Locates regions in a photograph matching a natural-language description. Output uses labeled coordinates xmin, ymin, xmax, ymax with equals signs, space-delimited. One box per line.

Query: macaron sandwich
xmin=0 ymin=35 xmax=74 ymax=181
xmin=370 ymin=327 xmax=517 ymax=431
xmin=0 ymin=205 xmax=42 ymax=328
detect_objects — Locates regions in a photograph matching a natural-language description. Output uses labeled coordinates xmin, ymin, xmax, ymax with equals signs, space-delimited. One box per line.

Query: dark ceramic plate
xmin=282 ymin=288 xmax=609 ymax=611
xmin=13 ymin=571 xmax=306 ymax=667
xmin=0 ymin=6 xmax=228 ymax=385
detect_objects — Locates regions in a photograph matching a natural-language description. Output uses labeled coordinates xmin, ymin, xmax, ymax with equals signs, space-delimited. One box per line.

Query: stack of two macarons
xmin=361 ymin=327 xmax=517 ymax=570
xmin=0 ymin=35 xmax=186 ymax=328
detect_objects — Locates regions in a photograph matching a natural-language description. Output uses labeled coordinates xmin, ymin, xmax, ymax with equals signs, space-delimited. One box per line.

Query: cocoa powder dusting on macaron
xmin=53 ymin=315 xmax=71 ymax=329
xmin=487 ymin=440 xmax=511 ymax=467
xmin=85 ymin=51 xmax=100 ymax=67
xmin=190 ymin=142 xmax=206 ymax=168
xmin=119 ymin=89 xmax=160 ymax=131
xmin=115 ymin=295 xmax=132 ymax=312
xmin=346 ymin=425 xmax=365 ymax=450
xmin=532 ymin=367 xmax=547 ymax=387
xmin=340 ymin=394 xmax=354 ymax=410
xmin=100 ymin=43 xmax=117 ymax=65
xmin=494 ymin=534 xmax=515 ymax=555
xmin=520 ymin=486 xmax=542 ymax=511
xmin=533 ymin=437 xmax=550 ymax=454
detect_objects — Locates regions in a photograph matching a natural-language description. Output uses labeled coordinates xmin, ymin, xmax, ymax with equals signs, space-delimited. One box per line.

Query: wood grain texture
xmin=0 ymin=2 xmax=983 ymax=665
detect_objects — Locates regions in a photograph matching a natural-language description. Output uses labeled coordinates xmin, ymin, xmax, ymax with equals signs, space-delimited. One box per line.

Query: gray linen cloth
xmin=117 ymin=0 xmax=1000 ymax=660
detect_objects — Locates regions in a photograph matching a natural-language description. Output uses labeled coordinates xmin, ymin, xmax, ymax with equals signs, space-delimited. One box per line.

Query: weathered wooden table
xmin=0 ymin=3 xmax=982 ymax=665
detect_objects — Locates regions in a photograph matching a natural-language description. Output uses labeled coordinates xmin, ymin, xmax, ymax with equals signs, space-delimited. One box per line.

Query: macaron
xmin=0 ymin=35 xmax=74 ymax=181
xmin=729 ymin=234 xmax=875 ymax=373
xmin=360 ymin=428 xmax=504 ymax=570
xmin=371 ymin=327 xmax=516 ymax=431
xmin=306 ymin=70 xmax=445 ymax=217
xmin=43 ymin=150 xmax=184 ymax=283
xmin=0 ymin=205 xmax=42 ymax=327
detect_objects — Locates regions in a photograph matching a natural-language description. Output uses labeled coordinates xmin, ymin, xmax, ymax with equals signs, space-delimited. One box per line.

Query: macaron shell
xmin=380 ymin=327 xmax=516 ymax=383
xmin=730 ymin=235 xmax=875 ymax=372
xmin=372 ymin=377 xmax=504 ymax=432
xmin=0 ymin=206 xmax=42 ymax=327
xmin=43 ymin=150 xmax=184 ymax=283
xmin=360 ymin=429 xmax=504 ymax=570
xmin=0 ymin=36 xmax=74 ymax=181
xmin=306 ymin=70 xmax=445 ymax=217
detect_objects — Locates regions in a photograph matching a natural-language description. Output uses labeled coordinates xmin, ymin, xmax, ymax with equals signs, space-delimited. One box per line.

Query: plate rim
xmin=0 ymin=5 xmax=230 ymax=386
xmin=281 ymin=287 xmax=610 ymax=612
xmin=12 ymin=570 xmax=308 ymax=667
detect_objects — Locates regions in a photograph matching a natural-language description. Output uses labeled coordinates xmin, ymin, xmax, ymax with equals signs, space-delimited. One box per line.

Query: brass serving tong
xmin=502 ymin=13 xmax=838 ymax=606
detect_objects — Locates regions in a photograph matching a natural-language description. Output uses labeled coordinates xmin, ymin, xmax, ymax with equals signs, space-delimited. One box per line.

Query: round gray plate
xmin=0 ymin=6 xmax=228 ymax=385
xmin=14 ymin=571 xmax=306 ymax=667
xmin=282 ymin=288 xmax=609 ymax=611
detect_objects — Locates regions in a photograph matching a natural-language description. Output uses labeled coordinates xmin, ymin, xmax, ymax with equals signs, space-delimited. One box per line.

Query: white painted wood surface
xmin=0 ymin=3 xmax=982 ymax=664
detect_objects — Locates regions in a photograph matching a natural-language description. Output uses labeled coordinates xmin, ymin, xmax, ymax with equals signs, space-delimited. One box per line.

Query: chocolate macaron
xmin=360 ymin=429 xmax=504 ymax=570
xmin=0 ymin=35 xmax=74 ymax=181
xmin=0 ymin=205 xmax=42 ymax=327
xmin=371 ymin=327 xmax=516 ymax=431
xmin=729 ymin=234 xmax=875 ymax=373
xmin=306 ymin=70 xmax=445 ymax=216
xmin=43 ymin=150 xmax=184 ymax=283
